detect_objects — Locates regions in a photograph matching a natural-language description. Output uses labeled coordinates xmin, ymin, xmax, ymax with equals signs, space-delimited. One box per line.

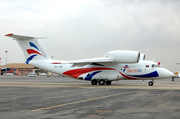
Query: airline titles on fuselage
xmin=123 ymin=65 xmax=142 ymax=73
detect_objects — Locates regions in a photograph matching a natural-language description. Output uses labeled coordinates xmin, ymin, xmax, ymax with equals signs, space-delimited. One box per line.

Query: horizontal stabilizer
xmin=5 ymin=33 xmax=47 ymax=40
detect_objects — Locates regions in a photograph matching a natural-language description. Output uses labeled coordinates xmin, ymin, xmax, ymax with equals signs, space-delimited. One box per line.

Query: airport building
xmin=0 ymin=63 xmax=50 ymax=76
xmin=0 ymin=63 xmax=35 ymax=75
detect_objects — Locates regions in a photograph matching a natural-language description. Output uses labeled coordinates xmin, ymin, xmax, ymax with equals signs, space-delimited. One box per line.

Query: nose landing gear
xmin=148 ymin=80 xmax=154 ymax=86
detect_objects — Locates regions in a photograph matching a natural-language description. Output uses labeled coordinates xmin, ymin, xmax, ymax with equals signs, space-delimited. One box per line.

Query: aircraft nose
xmin=157 ymin=68 xmax=174 ymax=78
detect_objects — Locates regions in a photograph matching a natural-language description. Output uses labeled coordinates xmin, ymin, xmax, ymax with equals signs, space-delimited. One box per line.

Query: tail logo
xmin=26 ymin=42 xmax=43 ymax=64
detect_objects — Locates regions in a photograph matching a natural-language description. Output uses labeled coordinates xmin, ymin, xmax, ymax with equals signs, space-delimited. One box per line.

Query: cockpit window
xmin=146 ymin=64 xmax=159 ymax=68
xmin=152 ymin=64 xmax=159 ymax=68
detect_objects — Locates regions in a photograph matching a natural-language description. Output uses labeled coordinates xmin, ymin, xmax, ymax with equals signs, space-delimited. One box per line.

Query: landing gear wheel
xmin=148 ymin=81 xmax=154 ymax=86
xmin=106 ymin=81 xmax=112 ymax=85
xmin=99 ymin=79 xmax=105 ymax=85
xmin=91 ymin=79 xmax=97 ymax=85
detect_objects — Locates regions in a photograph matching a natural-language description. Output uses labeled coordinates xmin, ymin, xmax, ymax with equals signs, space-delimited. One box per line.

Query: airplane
xmin=172 ymin=71 xmax=180 ymax=81
xmin=1 ymin=67 xmax=14 ymax=75
xmin=174 ymin=71 xmax=180 ymax=78
xmin=5 ymin=33 xmax=174 ymax=86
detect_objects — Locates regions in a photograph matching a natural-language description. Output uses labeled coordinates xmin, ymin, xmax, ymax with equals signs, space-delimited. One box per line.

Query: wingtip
xmin=5 ymin=33 xmax=14 ymax=36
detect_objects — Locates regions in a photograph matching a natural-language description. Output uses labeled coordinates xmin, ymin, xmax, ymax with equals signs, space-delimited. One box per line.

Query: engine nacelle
xmin=104 ymin=50 xmax=140 ymax=63
xmin=139 ymin=53 xmax=145 ymax=60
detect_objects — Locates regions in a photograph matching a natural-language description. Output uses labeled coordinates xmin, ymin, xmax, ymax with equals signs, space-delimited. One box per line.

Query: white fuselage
xmin=29 ymin=59 xmax=173 ymax=81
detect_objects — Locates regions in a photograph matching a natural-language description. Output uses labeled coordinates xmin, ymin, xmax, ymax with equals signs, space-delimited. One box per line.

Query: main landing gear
xmin=91 ymin=79 xmax=112 ymax=85
xmin=91 ymin=79 xmax=98 ymax=85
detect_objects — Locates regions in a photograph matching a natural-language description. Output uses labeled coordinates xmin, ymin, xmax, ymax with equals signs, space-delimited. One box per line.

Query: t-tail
xmin=5 ymin=33 xmax=50 ymax=64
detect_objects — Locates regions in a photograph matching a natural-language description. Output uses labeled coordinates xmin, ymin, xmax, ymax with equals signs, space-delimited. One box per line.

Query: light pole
xmin=5 ymin=51 xmax=8 ymax=76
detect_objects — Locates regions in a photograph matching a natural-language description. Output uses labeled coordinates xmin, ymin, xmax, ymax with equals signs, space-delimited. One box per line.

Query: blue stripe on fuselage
xmin=127 ymin=71 xmax=159 ymax=78
xmin=84 ymin=71 xmax=102 ymax=80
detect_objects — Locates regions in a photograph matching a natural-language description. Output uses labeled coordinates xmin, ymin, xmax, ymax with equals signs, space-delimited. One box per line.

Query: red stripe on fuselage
xmin=119 ymin=72 xmax=139 ymax=80
xmin=63 ymin=67 xmax=115 ymax=78
xmin=26 ymin=49 xmax=42 ymax=56
xmin=51 ymin=62 xmax=61 ymax=64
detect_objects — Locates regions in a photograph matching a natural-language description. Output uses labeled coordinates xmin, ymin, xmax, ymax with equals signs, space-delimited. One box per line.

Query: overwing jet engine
xmin=104 ymin=50 xmax=140 ymax=63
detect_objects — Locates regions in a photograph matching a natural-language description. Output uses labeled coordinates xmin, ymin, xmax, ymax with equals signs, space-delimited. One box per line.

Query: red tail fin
xmin=7 ymin=67 xmax=14 ymax=73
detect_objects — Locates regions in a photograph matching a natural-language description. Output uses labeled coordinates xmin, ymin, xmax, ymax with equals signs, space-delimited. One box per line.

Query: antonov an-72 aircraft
xmin=5 ymin=33 xmax=174 ymax=86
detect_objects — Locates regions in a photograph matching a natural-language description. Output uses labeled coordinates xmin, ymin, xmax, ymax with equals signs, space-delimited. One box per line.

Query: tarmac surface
xmin=0 ymin=76 xmax=180 ymax=119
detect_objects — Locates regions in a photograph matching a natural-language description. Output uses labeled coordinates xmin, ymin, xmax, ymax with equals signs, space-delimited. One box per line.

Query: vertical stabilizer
xmin=5 ymin=33 xmax=50 ymax=64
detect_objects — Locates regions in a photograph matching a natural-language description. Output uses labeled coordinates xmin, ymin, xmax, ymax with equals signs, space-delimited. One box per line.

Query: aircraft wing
xmin=61 ymin=57 xmax=114 ymax=67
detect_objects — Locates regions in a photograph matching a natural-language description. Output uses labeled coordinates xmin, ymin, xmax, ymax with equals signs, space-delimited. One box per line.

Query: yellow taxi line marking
xmin=32 ymin=91 xmax=137 ymax=112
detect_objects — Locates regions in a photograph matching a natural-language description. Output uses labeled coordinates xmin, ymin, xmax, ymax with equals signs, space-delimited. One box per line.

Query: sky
xmin=0 ymin=0 xmax=180 ymax=72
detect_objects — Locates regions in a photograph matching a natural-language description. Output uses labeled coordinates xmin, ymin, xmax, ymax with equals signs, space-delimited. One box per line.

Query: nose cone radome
xmin=157 ymin=68 xmax=174 ymax=78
